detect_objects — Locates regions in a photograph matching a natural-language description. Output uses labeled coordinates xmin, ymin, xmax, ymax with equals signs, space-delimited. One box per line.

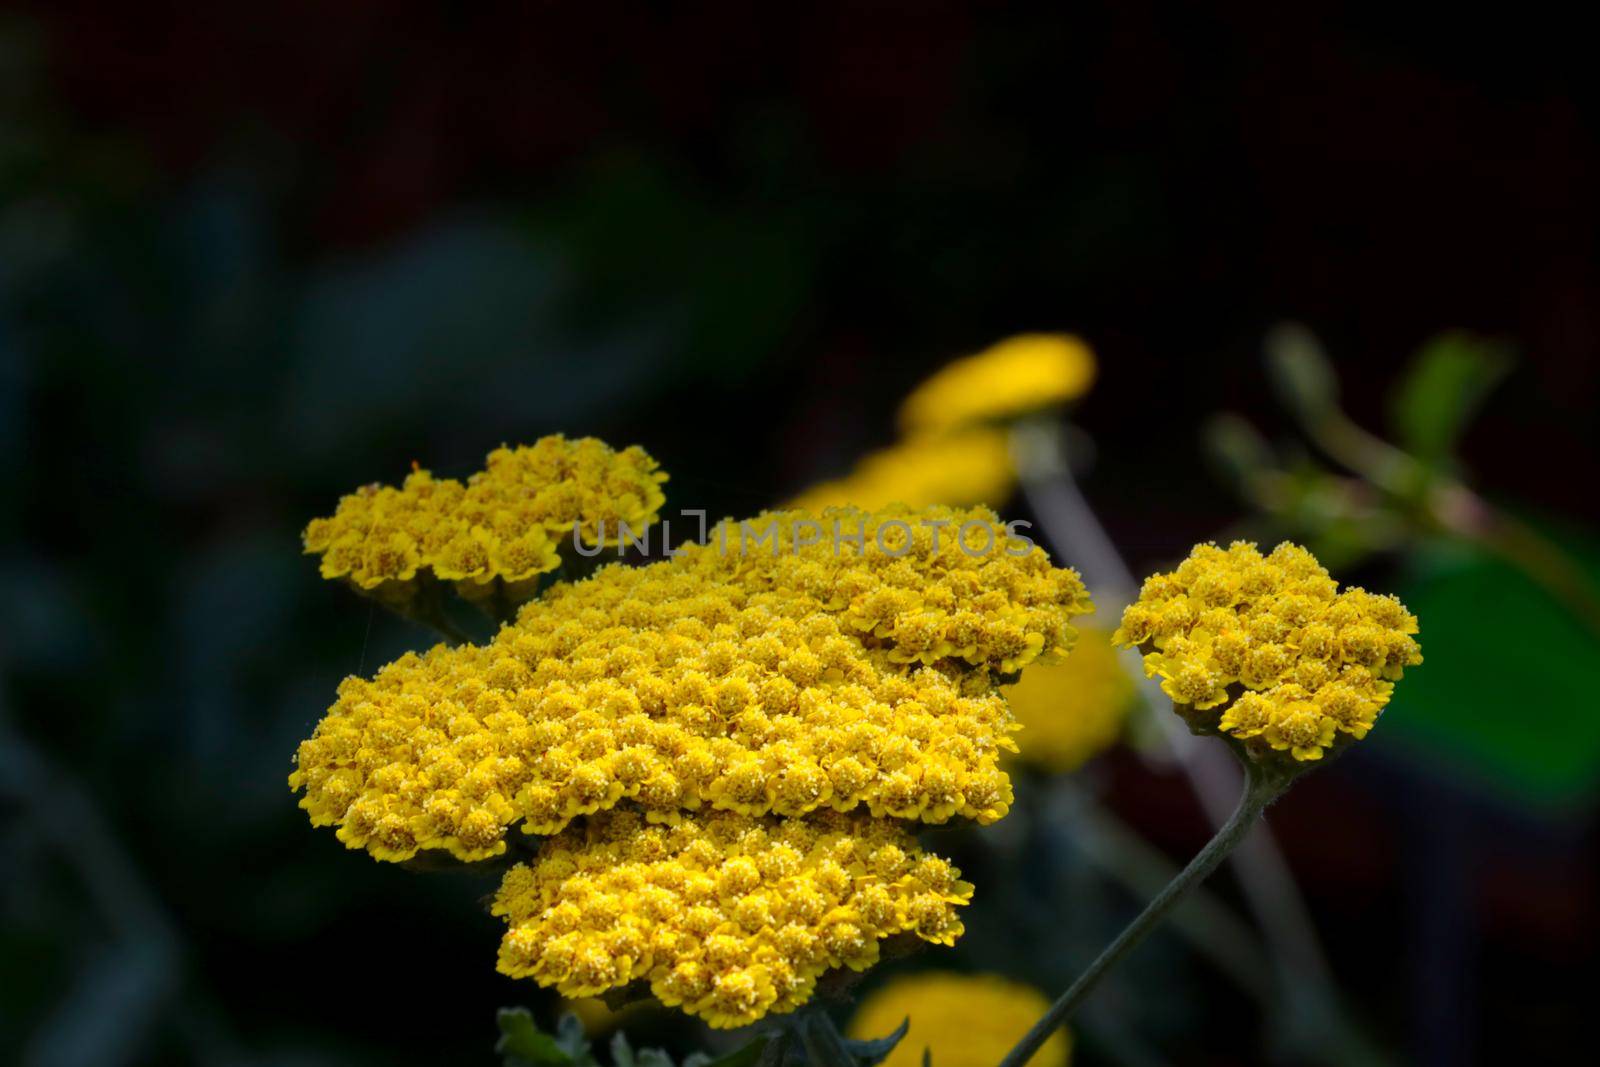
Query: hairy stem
xmin=997 ymin=762 xmax=1286 ymax=1067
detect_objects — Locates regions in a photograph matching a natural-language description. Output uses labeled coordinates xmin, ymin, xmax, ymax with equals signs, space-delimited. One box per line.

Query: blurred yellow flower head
xmin=788 ymin=427 xmax=1016 ymax=513
xmin=898 ymin=334 xmax=1096 ymax=435
xmin=1114 ymin=541 xmax=1421 ymax=762
xmin=301 ymin=435 xmax=668 ymax=607
xmin=849 ymin=971 xmax=1070 ymax=1067
xmin=1003 ymin=627 xmax=1135 ymax=773
xmin=495 ymin=809 xmax=972 ymax=1029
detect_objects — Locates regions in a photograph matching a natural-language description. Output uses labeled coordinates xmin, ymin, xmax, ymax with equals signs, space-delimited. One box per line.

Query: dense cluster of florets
xmin=1003 ymin=627 xmax=1135 ymax=773
xmin=291 ymin=505 xmax=1092 ymax=862
xmin=1113 ymin=542 xmax=1421 ymax=762
xmin=301 ymin=436 xmax=667 ymax=606
xmin=291 ymin=635 xmax=1015 ymax=863
xmin=493 ymin=809 xmax=972 ymax=1029
xmin=898 ymin=334 xmax=1095 ymax=434
xmin=293 ymin=490 xmax=1092 ymax=1026
xmin=788 ymin=428 xmax=1015 ymax=513
xmin=848 ymin=971 xmax=1071 ymax=1067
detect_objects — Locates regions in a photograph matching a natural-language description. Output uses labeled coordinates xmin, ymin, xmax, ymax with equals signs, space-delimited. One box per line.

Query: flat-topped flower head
xmin=1113 ymin=541 xmax=1420 ymax=764
xmin=492 ymin=809 xmax=972 ymax=1029
xmin=290 ymin=505 xmax=1093 ymax=862
xmin=1002 ymin=627 xmax=1135 ymax=774
xmin=848 ymin=972 xmax=1071 ymax=1067
xmin=302 ymin=435 xmax=667 ymax=609
xmin=788 ymin=427 xmax=1015 ymax=513
xmin=898 ymin=334 xmax=1096 ymax=435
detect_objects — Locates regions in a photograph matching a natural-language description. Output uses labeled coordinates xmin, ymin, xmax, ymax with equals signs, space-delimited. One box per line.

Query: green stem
xmin=1049 ymin=784 xmax=1275 ymax=1004
xmin=997 ymin=760 xmax=1288 ymax=1067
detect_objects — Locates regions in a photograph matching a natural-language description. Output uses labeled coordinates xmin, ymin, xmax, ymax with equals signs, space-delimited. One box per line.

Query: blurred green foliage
xmin=1211 ymin=327 xmax=1600 ymax=812
xmin=1388 ymin=333 xmax=1514 ymax=470
xmin=1383 ymin=530 xmax=1600 ymax=811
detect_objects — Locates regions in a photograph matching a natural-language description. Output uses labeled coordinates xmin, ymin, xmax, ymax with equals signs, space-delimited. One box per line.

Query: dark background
xmin=3 ymin=4 xmax=1596 ymax=1066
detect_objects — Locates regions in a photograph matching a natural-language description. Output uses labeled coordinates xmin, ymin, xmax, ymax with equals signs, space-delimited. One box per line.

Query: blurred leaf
xmin=287 ymin=218 xmax=664 ymax=461
xmin=497 ymin=1008 xmax=589 ymax=1067
xmin=1380 ymin=526 xmax=1600 ymax=811
xmin=1265 ymin=322 xmax=1339 ymax=424
xmin=799 ymin=1014 xmax=856 ymax=1067
xmin=557 ymin=1014 xmax=596 ymax=1061
xmin=1387 ymin=331 xmax=1513 ymax=466
xmin=610 ymin=1030 xmax=680 ymax=1067
xmin=755 ymin=1032 xmax=789 ymax=1067
xmin=1203 ymin=414 xmax=1280 ymax=501
xmin=610 ymin=1031 xmax=636 ymax=1067
xmin=842 ymin=1017 xmax=910 ymax=1066
xmin=522 ymin=155 xmax=826 ymax=381
xmin=698 ymin=1035 xmax=770 ymax=1067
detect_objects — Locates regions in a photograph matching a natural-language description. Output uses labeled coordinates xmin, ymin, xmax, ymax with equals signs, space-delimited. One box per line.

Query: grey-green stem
xmin=996 ymin=759 xmax=1288 ymax=1067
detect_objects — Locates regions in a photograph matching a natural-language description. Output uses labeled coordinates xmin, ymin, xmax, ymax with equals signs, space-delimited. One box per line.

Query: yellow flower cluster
xmin=493 ymin=809 xmax=973 ymax=1029
xmin=1113 ymin=542 xmax=1421 ymax=761
xmin=291 ymin=505 xmax=1092 ymax=862
xmin=848 ymin=972 xmax=1070 ymax=1067
xmin=787 ymin=428 xmax=1015 ymax=513
xmin=1003 ymin=628 xmax=1135 ymax=773
xmin=898 ymin=334 xmax=1096 ymax=435
xmin=294 ymin=496 xmax=1091 ymax=1025
xmin=302 ymin=436 xmax=668 ymax=604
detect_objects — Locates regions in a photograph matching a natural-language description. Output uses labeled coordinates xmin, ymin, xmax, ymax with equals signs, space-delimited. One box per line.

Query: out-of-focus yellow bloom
xmin=561 ymin=996 xmax=636 ymax=1034
xmin=788 ymin=428 xmax=1015 ymax=513
xmin=898 ymin=334 xmax=1095 ymax=435
xmin=1113 ymin=542 xmax=1421 ymax=762
xmin=494 ymin=809 xmax=972 ymax=1029
xmin=848 ymin=972 xmax=1070 ymax=1067
xmin=302 ymin=436 xmax=668 ymax=607
xmin=1003 ymin=627 xmax=1135 ymax=773
xmin=291 ymin=505 xmax=1093 ymax=862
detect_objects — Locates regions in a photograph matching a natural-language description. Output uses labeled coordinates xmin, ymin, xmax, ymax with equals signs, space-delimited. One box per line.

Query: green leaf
xmin=841 ymin=1018 xmax=910 ymax=1066
xmin=1379 ymin=527 xmax=1600 ymax=811
xmin=1387 ymin=331 xmax=1512 ymax=465
xmin=754 ymin=1033 xmax=789 ymax=1067
xmin=1202 ymin=413 xmax=1279 ymax=492
xmin=799 ymin=1015 xmax=856 ymax=1067
xmin=1265 ymin=322 xmax=1340 ymax=424
xmin=555 ymin=1014 xmax=595 ymax=1064
xmin=610 ymin=1031 xmax=636 ymax=1067
xmin=696 ymin=1035 xmax=771 ymax=1067
xmin=635 ymin=1050 xmax=676 ymax=1067
xmin=497 ymin=1008 xmax=576 ymax=1067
